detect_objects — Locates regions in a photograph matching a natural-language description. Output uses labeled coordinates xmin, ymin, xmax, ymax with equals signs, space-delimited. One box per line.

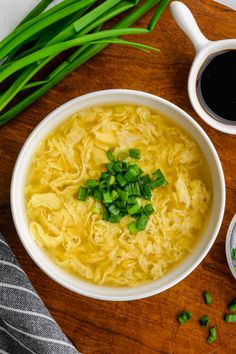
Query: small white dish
xmin=11 ymin=89 xmax=225 ymax=301
xmin=170 ymin=1 xmax=236 ymax=135
xmin=226 ymin=214 xmax=236 ymax=280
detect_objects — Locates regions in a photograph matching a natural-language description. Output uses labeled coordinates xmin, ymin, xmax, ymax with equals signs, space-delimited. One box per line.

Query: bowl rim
xmin=225 ymin=214 xmax=236 ymax=280
xmin=10 ymin=89 xmax=226 ymax=300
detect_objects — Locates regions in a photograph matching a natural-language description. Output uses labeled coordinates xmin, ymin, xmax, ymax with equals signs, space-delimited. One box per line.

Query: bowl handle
xmin=170 ymin=1 xmax=211 ymax=53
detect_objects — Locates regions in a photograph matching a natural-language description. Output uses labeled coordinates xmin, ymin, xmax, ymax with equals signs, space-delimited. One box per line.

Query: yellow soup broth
xmin=25 ymin=105 xmax=212 ymax=286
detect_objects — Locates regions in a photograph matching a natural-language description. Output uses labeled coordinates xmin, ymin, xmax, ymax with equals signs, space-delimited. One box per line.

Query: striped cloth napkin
xmin=0 ymin=233 xmax=80 ymax=354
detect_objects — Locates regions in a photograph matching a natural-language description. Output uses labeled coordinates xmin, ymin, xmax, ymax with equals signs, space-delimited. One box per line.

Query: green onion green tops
xmin=232 ymin=248 xmax=236 ymax=260
xmin=77 ymin=149 xmax=167 ymax=233
xmin=177 ymin=311 xmax=192 ymax=325
xmin=207 ymin=327 xmax=217 ymax=344
xmin=229 ymin=298 xmax=236 ymax=312
xmin=203 ymin=291 xmax=212 ymax=305
xmin=200 ymin=315 xmax=209 ymax=327
xmin=224 ymin=314 xmax=236 ymax=323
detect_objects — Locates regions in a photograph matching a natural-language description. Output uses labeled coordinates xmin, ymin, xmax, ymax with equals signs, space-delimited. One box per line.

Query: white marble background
xmin=0 ymin=0 xmax=235 ymax=41
xmin=0 ymin=0 xmax=61 ymax=40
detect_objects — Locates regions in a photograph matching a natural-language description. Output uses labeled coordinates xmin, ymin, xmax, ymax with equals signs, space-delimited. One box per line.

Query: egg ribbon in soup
xmin=25 ymin=105 xmax=211 ymax=286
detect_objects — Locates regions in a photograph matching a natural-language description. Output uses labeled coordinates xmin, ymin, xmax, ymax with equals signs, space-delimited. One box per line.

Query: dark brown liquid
xmin=197 ymin=50 xmax=236 ymax=124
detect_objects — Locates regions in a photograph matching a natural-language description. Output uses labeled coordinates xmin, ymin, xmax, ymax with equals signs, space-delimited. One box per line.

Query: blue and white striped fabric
xmin=0 ymin=233 xmax=80 ymax=354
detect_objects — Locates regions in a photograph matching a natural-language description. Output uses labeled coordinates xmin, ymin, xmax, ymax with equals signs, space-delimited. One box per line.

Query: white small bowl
xmin=171 ymin=1 xmax=236 ymax=135
xmin=11 ymin=89 xmax=225 ymax=301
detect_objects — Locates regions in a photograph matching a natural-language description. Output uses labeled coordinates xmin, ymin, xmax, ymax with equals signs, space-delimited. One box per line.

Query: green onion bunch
xmin=0 ymin=0 xmax=169 ymax=125
xmin=78 ymin=149 xmax=167 ymax=233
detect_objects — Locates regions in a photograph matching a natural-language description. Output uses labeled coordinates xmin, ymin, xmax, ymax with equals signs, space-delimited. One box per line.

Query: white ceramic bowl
xmin=11 ymin=89 xmax=225 ymax=301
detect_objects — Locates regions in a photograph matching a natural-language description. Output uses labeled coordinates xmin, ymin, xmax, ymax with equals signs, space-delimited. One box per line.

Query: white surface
xmin=0 ymin=0 xmax=61 ymax=41
xmin=214 ymin=0 xmax=236 ymax=10
xmin=10 ymin=89 xmax=226 ymax=301
xmin=171 ymin=1 xmax=236 ymax=135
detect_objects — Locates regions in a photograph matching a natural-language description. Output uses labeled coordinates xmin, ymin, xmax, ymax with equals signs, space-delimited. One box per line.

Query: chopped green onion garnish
xmin=131 ymin=182 xmax=140 ymax=196
xmin=102 ymin=208 xmax=109 ymax=221
xmin=141 ymin=174 xmax=152 ymax=184
xmin=109 ymin=214 xmax=121 ymax=223
xmin=137 ymin=214 xmax=148 ymax=230
xmin=177 ymin=311 xmax=192 ymax=325
xmin=129 ymin=148 xmax=140 ymax=159
xmin=128 ymin=222 xmax=138 ymax=234
xmin=141 ymin=185 xmax=152 ymax=200
xmin=111 ymin=190 xmax=118 ymax=201
xmin=229 ymin=298 xmax=236 ymax=311
xmin=203 ymin=291 xmax=212 ymax=305
xmin=113 ymin=162 xmax=123 ymax=173
xmin=144 ymin=204 xmax=155 ymax=216
xmin=106 ymin=163 xmax=114 ymax=174
xmin=232 ymin=248 xmax=236 ymax=260
xmin=108 ymin=204 xmax=120 ymax=216
xmin=118 ymin=189 xmax=129 ymax=202
xmin=224 ymin=314 xmax=236 ymax=322
xmin=78 ymin=149 xmax=168 ymax=232
xmin=117 ymin=174 xmax=127 ymax=187
xmin=106 ymin=150 xmax=115 ymax=162
xmin=108 ymin=175 xmax=116 ymax=186
xmin=200 ymin=315 xmax=209 ymax=327
xmin=100 ymin=172 xmax=109 ymax=181
xmin=102 ymin=191 xmax=112 ymax=204
xmin=128 ymin=203 xmax=140 ymax=215
xmin=124 ymin=167 xmax=139 ymax=182
xmin=93 ymin=189 xmax=102 ymax=202
xmin=77 ymin=186 xmax=88 ymax=201
xmin=207 ymin=327 xmax=217 ymax=344
xmin=127 ymin=196 xmax=137 ymax=205
xmin=87 ymin=179 xmax=99 ymax=188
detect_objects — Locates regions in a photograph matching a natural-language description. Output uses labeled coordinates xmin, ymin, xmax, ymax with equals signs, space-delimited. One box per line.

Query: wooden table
xmin=0 ymin=1 xmax=236 ymax=353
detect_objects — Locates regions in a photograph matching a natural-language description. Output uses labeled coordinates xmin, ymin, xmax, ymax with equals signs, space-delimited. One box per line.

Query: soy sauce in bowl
xmin=197 ymin=50 xmax=236 ymax=125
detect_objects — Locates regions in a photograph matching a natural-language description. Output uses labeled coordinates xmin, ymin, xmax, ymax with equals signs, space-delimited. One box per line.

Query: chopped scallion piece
xmin=118 ymin=189 xmax=129 ymax=202
xmin=131 ymin=182 xmax=140 ymax=196
xmin=113 ymin=162 xmax=123 ymax=173
xmin=224 ymin=314 xmax=236 ymax=322
xmin=127 ymin=196 xmax=137 ymax=205
xmin=87 ymin=179 xmax=99 ymax=188
xmin=177 ymin=311 xmax=192 ymax=325
xmin=102 ymin=191 xmax=112 ymax=204
xmin=106 ymin=163 xmax=114 ymax=174
xmin=141 ymin=174 xmax=152 ymax=184
xmin=100 ymin=172 xmax=109 ymax=181
xmin=108 ymin=204 xmax=120 ymax=216
xmin=102 ymin=208 xmax=109 ymax=221
xmin=137 ymin=214 xmax=148 ymax=230
xmin=128 ymin=222 xmax=138 ymax=234
xmin=124 ymin=167 xmax=139 ymax=182
xmin=232 ymin=248 xmax=236 ymax=260
xmin=129 ymin=148 xmax=140 ymax=159
xmin=127 ymin=203 xmax=140 ymax=215
xmin=200 ymin=315 xmax=209 ymax=327
xmin=229 ymin=298 xmax=236 ymax=311
xmin=109 ymin=214 xmax=121 ymax=223
xmin=106 ymin=150 xmax=115 ymax=162
xmin=93 ymin=189 xmax=102 ymax=201
xmin=144 ymin=204 xmax=155 ymax=216
xmin=207 ymin=327 xmax=217 ymax=344
xmin=203 ymin=291 xmax=212 ymax=305
xmin=108 ymin=175 xmax=116 ymax=185
xmin=117 ymin=174 xmax=127 ymax=187
xmin=78 ymin=186 xmax=88 ymax=201
xmin=111 ymin=190 xmax=118 ymax=201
